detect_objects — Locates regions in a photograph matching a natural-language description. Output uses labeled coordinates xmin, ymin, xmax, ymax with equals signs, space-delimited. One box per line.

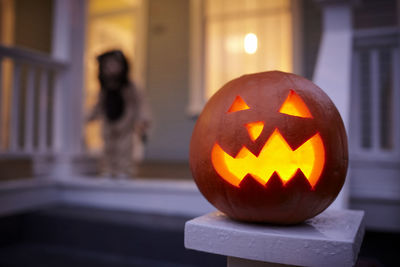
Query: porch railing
xmin=0 ymin=45 xmax=68 ymax=155
xmin=350 ymin=27 xmax=400 ymax=160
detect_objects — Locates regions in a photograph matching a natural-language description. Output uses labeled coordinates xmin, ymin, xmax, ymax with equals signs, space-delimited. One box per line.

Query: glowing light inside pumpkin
xmin=244 ymin=33 xmax=258 ymax=54
xmin=279 ymin=90 xmax=313 ymax=118
xmin=245 ymin=121 xmax=264 ymax=141
xmin=228 ymin=95 xmax=250 ymax=113
xmin=211 ymin=129 xmax=325 ymax=188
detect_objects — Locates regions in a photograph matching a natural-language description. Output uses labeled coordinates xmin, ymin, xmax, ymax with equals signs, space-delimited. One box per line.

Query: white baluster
xmin=24 ymin=65 xmax=35 ymax=153
xmin=51 ymin=71 xmax=64 ymax=152
xmin=10 ymin=61 xmax=21 ymax=152
xmin=370 ymin=49 xmax=380 ymax=152
xmin=38 ymin=69 xmax=48 ymax=153
xmin=350 ymin=51 xmax=361 ymax=154
xmin=0 ymin=57 xmax=3 ymax=152
xmin=392 ymin=47 xmax=400 ymax=155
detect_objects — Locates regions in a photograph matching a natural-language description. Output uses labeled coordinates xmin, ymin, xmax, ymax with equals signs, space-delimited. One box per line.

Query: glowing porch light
xmin=244 ymin=33 xmax=257 ymax=54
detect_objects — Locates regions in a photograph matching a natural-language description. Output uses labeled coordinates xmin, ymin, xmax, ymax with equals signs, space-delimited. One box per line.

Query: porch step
xmin=0 ymin=205 xmax=225 ymax=266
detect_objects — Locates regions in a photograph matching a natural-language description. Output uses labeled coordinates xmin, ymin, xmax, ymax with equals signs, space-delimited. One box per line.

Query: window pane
xmin=204 ymin=0 xmax=292 ymax=98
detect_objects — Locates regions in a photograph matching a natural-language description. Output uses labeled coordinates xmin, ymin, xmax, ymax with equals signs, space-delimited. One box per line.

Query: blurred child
xmin=87 ymin=50 xmax=150 ymax=177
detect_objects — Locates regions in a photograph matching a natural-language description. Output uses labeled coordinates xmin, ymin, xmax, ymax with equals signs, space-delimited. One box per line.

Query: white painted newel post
xmin=185 ymin=210 xmax=365 ymax=267
xmin=45 ymin=0 xmax=86 ymax=179
xmin=185 ymin=1 xmax=364 ymax=266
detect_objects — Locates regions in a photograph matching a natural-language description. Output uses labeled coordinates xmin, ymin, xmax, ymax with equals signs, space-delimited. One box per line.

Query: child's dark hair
xmin=97 ymin=50 xmax=129 ymax=122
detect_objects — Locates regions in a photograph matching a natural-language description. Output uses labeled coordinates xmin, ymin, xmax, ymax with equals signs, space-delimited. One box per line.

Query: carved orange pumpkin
xmin=190 ymin=71 xmax=348 ymax=224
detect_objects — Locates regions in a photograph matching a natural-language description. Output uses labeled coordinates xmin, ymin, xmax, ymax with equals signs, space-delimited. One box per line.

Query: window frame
xmin=187 ymin=0 xmax=304 ymax=117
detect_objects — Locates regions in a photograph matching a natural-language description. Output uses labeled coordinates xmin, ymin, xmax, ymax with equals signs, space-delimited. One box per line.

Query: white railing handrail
xmin=351 ymin=27 xmax=400 ymax=158
xmin=0 ymin=44 xmax=68 ymax=70
xmin=0 ymin=44 xmax=69 ymax=155
xmin=354 ymin=26 xmax=400 ymax=39
xmin=354 ymin=27 xmax=400 ymax=48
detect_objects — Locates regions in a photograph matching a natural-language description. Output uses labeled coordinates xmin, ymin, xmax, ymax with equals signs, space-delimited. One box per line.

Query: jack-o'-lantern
xmin=189 ymin=71 xmax=348 ymax=224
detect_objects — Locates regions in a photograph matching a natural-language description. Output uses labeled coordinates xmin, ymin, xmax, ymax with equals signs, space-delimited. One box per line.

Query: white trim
xmin=51 ymin=0 xmax=70 ymax=61
xmin=52 ymin=71 xmax=66 ymax=152
xmin=313 ymin=2 xmax=353 ymax=209
xmin=38 ymin=70 xmax=49 ymax=153
xmin=291 ymin=0 xmax=304 ymax=76
xmin=0 ymin=56 xmax=3 ymax=152
xmin=393 ymin=47 xmax=400 ymax=154
xmin=350 ymin=159 xmax=400 ymax=202
xmin=134 ymin=0 xmax=149 ymax=92
xmin=354 ymin=27 xmax=400 ymax=39
xmin=351 ymin=150 xmax=400 ymax=161
xmin=0 ymin=177 xmax=215 ymax=218
xmin=351 ymin=199 xmax=400 ymax=232
xmin=58 ymin=177 xmax=215 ymax=217
xmin=65 ymin=0 xmax=87 ymax=155
xmin=370 ymin=49 xmax=380 ymax=153
xmin=24 ymin=67 xmax=35 ymax=152
xmin=9 ymin=62 xmax=21 ymax=152
xmin=51 ymin=0 xmax=69 ymax=153
xmin=187 ymin=0 xmax=206 ymax=117
xmin=0 ymin=178 xmax=59 ymax=216
xmin=50 ymin=0 xmax=87 ymax=156
xmin=0 ymin=45 xmax=67 ymax=69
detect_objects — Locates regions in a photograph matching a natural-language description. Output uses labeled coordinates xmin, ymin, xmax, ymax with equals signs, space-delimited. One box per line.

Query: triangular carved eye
xmin=228 ymin=95 xmax=250 ymax=113
xmin=279 ymin=90 xmax=313 ymax=118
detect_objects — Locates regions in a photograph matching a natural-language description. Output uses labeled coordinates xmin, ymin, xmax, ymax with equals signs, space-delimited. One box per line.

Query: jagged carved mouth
xmin=211 ymin=128 xmax=325 ymax=188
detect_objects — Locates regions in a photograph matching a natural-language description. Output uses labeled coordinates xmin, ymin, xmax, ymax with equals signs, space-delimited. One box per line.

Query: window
xmin=189 ymin=0 xmax=297 ymax=115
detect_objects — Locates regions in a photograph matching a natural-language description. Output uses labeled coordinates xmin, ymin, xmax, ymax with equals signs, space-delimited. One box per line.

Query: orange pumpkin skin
xmin=189 ymin=71 xmax=348 ymax=224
